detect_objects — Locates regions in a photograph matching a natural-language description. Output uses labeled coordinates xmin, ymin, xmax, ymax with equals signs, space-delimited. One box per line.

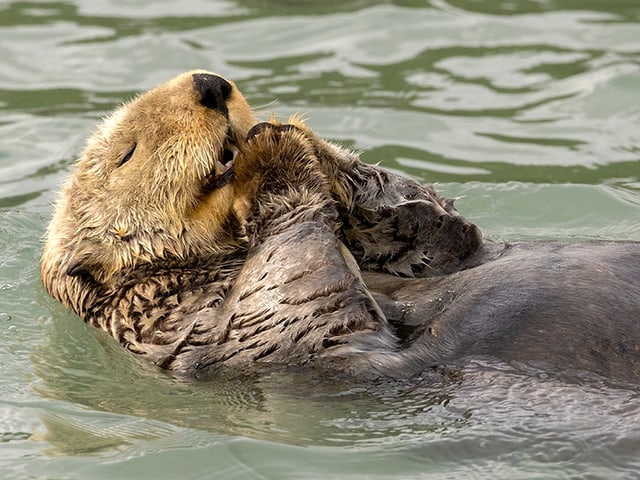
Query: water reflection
xmin=32 ymin=317 xmax=640 ymax=477
xmin=33 ymin=310 xmax=466 ymax=450
xmin=441 ymin=0 xmax=640 ymax=20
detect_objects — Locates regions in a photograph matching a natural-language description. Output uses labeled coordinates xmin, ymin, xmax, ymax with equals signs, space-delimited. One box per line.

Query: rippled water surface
xmin=1 ymin=1 xmax=640 ymax=478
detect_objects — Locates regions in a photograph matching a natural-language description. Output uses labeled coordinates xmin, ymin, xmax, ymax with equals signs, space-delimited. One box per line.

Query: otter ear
xmin=65 ymin=255 xmax=94 ymax=278
xmin=66 ymin=259 xmax=87 ymax=277
xmin=64 ymin=240 xmax=106 ymax=281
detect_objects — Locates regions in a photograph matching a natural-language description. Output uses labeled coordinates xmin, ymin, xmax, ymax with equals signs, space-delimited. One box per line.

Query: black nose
xmin=192 ymin=73 xmax=232 ymax=116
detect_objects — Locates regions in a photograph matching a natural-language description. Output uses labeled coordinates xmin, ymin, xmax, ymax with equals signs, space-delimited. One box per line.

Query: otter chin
xmin=42 ymin=71 xmax=640 ymax=383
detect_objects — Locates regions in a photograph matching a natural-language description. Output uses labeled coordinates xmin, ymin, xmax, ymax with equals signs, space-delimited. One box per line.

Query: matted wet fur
xmin=42 ymin=70 xmax=640 ymax=382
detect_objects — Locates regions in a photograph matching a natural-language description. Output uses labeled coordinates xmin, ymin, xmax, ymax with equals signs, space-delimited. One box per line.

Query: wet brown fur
xmin=42 ymin=71 xmax=480 ymax=376
xmin=42 ymin=71 xmax=640 ymax=381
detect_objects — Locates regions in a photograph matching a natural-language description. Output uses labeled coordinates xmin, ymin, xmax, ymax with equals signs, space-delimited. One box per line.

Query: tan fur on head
xmin=42 ymin=70 xmax=257 ymax=298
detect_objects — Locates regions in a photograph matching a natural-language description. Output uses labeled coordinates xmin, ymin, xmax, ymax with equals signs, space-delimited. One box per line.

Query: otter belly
xmin=364 ymin=240 xmax=640 ymax=382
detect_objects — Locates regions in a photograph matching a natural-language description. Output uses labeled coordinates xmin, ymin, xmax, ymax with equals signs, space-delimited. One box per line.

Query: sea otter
xmin=41 ymin=70 xmax=640 ymax=381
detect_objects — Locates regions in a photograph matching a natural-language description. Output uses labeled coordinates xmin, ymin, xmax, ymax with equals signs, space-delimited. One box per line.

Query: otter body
xmin=365 ymin=241 xmax=640 ymax=380
xmin=42 ymin=71 xmax=640 ymax=382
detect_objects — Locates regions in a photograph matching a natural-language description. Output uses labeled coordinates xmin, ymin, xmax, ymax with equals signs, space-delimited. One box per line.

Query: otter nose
xmin=192 ymin=73 xmax=232 ymax=116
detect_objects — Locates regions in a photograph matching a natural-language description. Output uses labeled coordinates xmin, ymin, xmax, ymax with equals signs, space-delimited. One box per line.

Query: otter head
xmin=42 ymin=70 xmax=256 ymax=292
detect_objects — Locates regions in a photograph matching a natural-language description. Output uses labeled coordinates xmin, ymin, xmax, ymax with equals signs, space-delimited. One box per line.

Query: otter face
xmin=43 ymin=70 xmax=256 ymax=284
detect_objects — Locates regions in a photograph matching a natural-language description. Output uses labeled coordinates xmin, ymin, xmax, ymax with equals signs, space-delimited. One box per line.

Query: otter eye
xmin=118 ymin=145 xmax=136 ymax=167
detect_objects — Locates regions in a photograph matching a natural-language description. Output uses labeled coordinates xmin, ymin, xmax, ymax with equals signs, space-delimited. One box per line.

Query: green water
xmin=1 ymin=1 xmax=639 ymax=478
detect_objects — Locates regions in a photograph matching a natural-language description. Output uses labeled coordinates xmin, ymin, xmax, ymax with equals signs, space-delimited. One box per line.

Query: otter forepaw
xmin=234 ymin=118 xmax=332 ymax=210
xmin=240 ymin=119 xmax=318 ymax=175
xmin=245 ymin=121 xmax=301 ymax=141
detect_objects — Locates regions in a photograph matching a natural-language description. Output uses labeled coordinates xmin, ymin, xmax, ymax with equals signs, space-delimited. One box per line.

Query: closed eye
xmin=118 ymin=145 xmax=136 ymax=167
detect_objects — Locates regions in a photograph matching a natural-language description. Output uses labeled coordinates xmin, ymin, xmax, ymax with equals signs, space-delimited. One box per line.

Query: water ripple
xmin=1 ymin=1 xmax=639 ymax=478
